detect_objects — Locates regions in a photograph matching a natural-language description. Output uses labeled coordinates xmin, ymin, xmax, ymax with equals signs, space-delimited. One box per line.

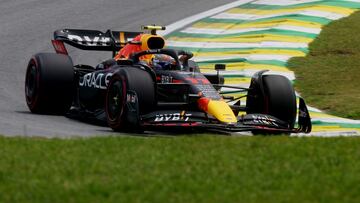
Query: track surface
xmin=0 ymin=0 xmax=234 ymax=137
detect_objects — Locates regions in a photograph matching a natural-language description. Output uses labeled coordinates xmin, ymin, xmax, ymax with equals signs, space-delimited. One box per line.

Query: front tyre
xmin=105 ymin=67 xmax=156 ymax=131
xmin=246 ymin=74 xmax=297 ymax=134
xmin=106 ymin=73 xmax=128 ymax=130
xmin=262 ymin=75 xmax=297 ymax=129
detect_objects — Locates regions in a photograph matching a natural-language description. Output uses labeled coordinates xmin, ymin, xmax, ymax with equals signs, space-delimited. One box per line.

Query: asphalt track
xmin=0 ymin=0 xmax=235 ymax=137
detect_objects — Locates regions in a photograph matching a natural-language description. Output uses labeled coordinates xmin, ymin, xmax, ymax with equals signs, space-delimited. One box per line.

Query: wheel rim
xmin=25 ymin=61 xmax=38 ymax=107
xmin=107 ymin=80 xmax=124 ymax=121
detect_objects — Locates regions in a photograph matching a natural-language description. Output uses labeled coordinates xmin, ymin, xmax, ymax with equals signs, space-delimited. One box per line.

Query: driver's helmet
xmin=151 ymin=54 xmax=176 ymax=70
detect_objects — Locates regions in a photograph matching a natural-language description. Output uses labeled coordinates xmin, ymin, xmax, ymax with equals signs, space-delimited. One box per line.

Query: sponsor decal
xmin=161 ymin=75 xmax=173 ymax=83
xmin=68 ymin=34 xmax=110 ymax=46
xmin=252 ymin=115 xmax=279 ymax=127
xmin=196 ymin=84 xmax=221 ymax=99
xmin=79 ymin=72 xmax=113 ymax=89
xmin=154 ymin=111 xmax=192 ymax=122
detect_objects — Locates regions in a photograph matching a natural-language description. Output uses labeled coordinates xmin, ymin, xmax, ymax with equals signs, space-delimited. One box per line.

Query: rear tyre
xmin=106 ymin=67 xmax=156 ymax=131
xmin=25 ymin=53 xmax=74 ymax=114
xmin=246 ymin=75 xmax=296 ymax=134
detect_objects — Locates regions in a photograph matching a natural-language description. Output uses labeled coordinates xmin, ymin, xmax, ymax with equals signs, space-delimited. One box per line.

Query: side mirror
xmin=215 ymin=64 xmax=226 ymax=71
xmin=214 ymin=64 xmax=226 ymax=86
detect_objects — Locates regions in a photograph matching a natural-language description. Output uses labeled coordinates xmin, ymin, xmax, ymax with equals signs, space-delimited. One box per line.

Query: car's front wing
xmin=140 ymin=98 xmax=312 ymax=134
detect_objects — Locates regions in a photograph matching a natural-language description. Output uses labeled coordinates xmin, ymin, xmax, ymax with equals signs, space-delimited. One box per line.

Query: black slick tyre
xmin=262 ymin=75 xmax=297 ymax=128
xmin=25 ymin=53 xmax=74 ymax=114
xmin=246 ymin=74 xmax=297 ymax=134
xmin=105 ymin=67 xmax=156 ymax=131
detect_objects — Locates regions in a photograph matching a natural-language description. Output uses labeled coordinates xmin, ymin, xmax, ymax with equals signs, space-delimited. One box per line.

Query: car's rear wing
xmin=53 ymin=29 xmax=142 ymax=56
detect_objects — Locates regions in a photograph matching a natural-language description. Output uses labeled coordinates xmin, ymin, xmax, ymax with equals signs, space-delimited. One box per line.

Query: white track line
xmin=166 ymin=40 xmax=308 ymax=49
xmin=159 ymin=0 xmax=254 ymax=36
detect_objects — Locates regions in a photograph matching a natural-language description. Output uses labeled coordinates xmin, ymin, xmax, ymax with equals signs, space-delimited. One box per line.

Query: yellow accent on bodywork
xmin=207 ymin=100 xmax=237 ymax=123
xmin=119 ymin=32 xmax=125 ymax=44
xmin=140 ymin=34 xmax=166 ymax=50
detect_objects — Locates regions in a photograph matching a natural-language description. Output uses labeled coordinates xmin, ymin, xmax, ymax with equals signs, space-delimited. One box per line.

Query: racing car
xmin=25 ymin=25 xmax=312 ymax=134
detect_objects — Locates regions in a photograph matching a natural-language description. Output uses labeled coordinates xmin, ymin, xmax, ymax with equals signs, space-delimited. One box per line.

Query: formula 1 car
xmin=25 ymin=26 xmax=311 ymax=134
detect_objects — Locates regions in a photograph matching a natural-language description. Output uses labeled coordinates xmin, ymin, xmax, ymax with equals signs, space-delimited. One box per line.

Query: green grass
xmin=2 ymin=135 xmax=360 ymax=203
xmin=288 ymin=11 xmax=360 ymax=119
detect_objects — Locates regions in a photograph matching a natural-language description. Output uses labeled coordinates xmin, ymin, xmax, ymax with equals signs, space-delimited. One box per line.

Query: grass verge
xmin=288 ymin=11 xmax=360 ymax=119
xmin=1 ymin=135 xmax=360 ymax=203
